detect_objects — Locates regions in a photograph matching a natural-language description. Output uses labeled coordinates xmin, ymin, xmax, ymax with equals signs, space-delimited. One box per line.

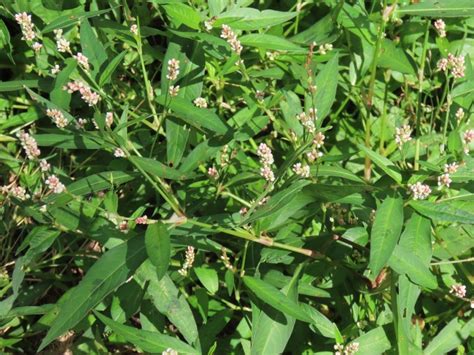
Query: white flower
xmin=73 ymin=52 xmax=90 ymax=71
xmin=193 ymin=97 xmax=208 ymax=108
xmin=64 ymin=81 xmax=100 ymax=106
xmin=16 ymin=130 xmax=40 ymax=159
xmin=169 ymin=85 xmax=180 ymax=97
xmin=46 ymin=109 xmax=68 ymax=128
xmin=166 ymin=58 xmax=180 ymax=81
xmin=40 ymin=159 xmax=50 ymax=172
xmin=292 ymin=162 xmax=310 ymax=178
xmin=54 ymin=29 xmax=71 ymax=53
xmin=444 ymin=162 xmax=459 ymax=174
xmin=32 ymin=42 xmax=42 ymax=52
xmin=450 ymin=284 xmax=466 ymax=298
xmin=437 ymin=173 xmax=452 ymax=188
xmin=105 ymin=112 xmax=114 ymax=128
xmin=207 ymin=166 xmax=218 ymax=179
xmin=114 ymin=148 xmax=125 ymax=157
xmin=45 ymin=175 xmax=66 ymax=194
xmin=178 ymin=246 xmax=195 ymax=276
xmin=15 ymin=12 xmax=36 ymax=41
xmin=221 ymin=24 xmax=242 ymax=55
xmin=130 ymin=24 xmax=138 ymax=35
xmin=434 ymin=19 xmax=446 ymax=37
xmin=257 ymin=143 xmax=274 ymax=165
xmin=51 ymin=65 xmax=61 ymax=75
xmin=395 ymin=124 xmax=412 ymax=148
xmin=409 ymin=182 xmax=431 ymax=200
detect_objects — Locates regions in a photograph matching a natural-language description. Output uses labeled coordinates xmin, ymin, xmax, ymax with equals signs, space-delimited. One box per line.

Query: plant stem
xmin=414 ymin=20 xmax=430 ymax=170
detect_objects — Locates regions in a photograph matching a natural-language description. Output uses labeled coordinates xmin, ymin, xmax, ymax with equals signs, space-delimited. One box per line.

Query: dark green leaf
xmin=145 ymin=222 xmax=170 ymax=280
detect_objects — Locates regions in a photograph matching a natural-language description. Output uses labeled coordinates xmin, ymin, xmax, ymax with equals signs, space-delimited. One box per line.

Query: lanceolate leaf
xmin=94 ymin=312 xmax=199 ymax=354
xmin=398 ymin=213 xmax=432 ymax=265
xmin=358 ymin=144 xmax=403 ymax=183
xmin=243 ymin=276 xmax=312 ymax=323
xmin=369 ymin=195 xmax=404 ymax=279
xmin=388 ymin=245 xmax=437 ymax=289
xmin=38 ymin=237 xmax=147 ymax=351
xmin=397 ymin=0 xmax=474 ymax=17
xmin=424 ymin=318 xmax=474 ymax=355
xmin=314 ymin=54 xmax=339 ymax=121
xmin=409 ymin=200 xmax=474 ymax=224
xmin=145 ymin=222 xmax=170 ymax=280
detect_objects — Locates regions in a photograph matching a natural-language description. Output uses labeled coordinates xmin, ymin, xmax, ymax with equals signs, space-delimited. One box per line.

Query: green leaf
xmin=424 ymin=318 xmax=474 ymax=355
xmin=313 ymin=165 xmax=364 ymax=183
xmin=41 ymin=8 xmax=114 ymax=33
xmin=166 ymin=119 xmax=189 ymax=167
xmin=38 ymin=237 xmax=147 ymax=351
xmin=243 ymin=276 xmax=312 ymax=323
xmin=66 ymin=171 xmax=136 ymax=196
xmin=34 ymin=133 xmax=106 ymax=149
xmin=291 ymin=13 xmax=337 ymax=44
xmin=26 ymin=88 xmax=76 ymax=124
xmin=0 ymin=19 xmax=13 ymax=63
xmin=358 ymin=144 xmax=403 ymax=183
xmin=136 ymin=262 xmax=199 ymax=344
xmin=369 ymin=195 xmax=404 ymax=279
xmin=99 ymin=51 xmax=126 ymax=86
xmin=409 ymin=200 xmax=474 ymax=224
xmin=398 ymin=213 xmax=432 ymax=265
xmin=240 ymin=34 xmax=303 ymax=52
xmin=145 ymin=222 xmax=170 ymax=280
xmin=302 ymin=303 xmax=339 ymax=339
xmin=215 ymin=9 xmax=297 ymax=31
xmin=50 ymin=58 xmax=77 ymax=110
xmin=0 ymin=258 xmax=25 ymax=317
xmin=80 ymin=19 xmax=107 ymax=77
xmin=129 ymin=156 xmax=193 ymax=180
xmin=94 ymin=312 xmax=198 ymax=354
xmin=353 ymin=327 xmax=391 ymax=354
xmin=397 ymin=0 xmax=474 ymax=17
xmin=0 ymin=80 xmax=39 ymax=92
xmin=194 ymin=268 xmax=219 ymax=295
xmin=314 ymin=54 xmax=339 ymax=121
xmin=378 ymin=39 xmax=416 ymax=74
xmin=156 ymin=96 xmax=230 ymax=135
xmin=251 ymin=266 xmax=301 ymax=354
xmin=388 ymin=245 xmax=437 ymax=289
xmin=163 ymin=3 xmax=202 ymax=30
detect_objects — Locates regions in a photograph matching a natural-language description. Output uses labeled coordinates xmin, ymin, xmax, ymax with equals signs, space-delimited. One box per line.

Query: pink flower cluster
xmin=257 ymin=143 xmax=275 ymax=182
xmin=15 ymin=13 xmax=36 ymax=41
xmin=221 ymin=25 xmax=243 ymax=55
xmin=45 ymin=174 xmax=66 ymax=194
xmin=409 ymin=182 xmax=431 ymax=200
xmin=46 ymin=109 xmax=68 ymax=128
xmin=437 ymin=53 xmax=465 ymax=78
xmin=16 ymin=130 xmax=40 ymax=160
xmin=64 ymin=81 xmax=100 ymax=106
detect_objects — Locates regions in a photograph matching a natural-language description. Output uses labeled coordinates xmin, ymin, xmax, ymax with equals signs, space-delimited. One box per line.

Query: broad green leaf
xmin=163 ymin=3 xmax=201 ymax=30
xmin=240 ymin=34 xmax=303 ymax=52
xmin=215 ymin=9 xmax=297 ymax=31
xmin=314 ymin=54 xmax=339 ymax=121
xmin=136 ymin=262 xmax=199 ymax=344
xmin=130 ymin=156 xmax=193 ymax=180
xmin=0 ymin=258 xmax=25 ymax=317
xmin=99 ymin=51 xmax=126 ymax=86
xmin=312 ymin=164 xmax=365 ymax=183
xmin=38 ymin=237 xmax=147 ymax=351
xmin=409 ymin=200 xmax=474 ymax=224
xmin=388 ymin=245 xmax=437 ymax=289
xmin=243 ymin=276 xmax=312 ymax=323
xmin=34 ymin=133 xmax=107 ymax=149
xmin=194 ymin=268 xmax=219 ymax=294
xmin=145 ymin=222 xmax=170 ymax=280
xmin=0 ymin=80 xmax=39 ymax=92
xmin=156 ymin=96 xmax=230 ymax=135
xmin=166 ymin=119 xmax=189 ymax=167
xmin=94 ymin=312 xmax=198 ymax=354
xmin=353 ymin=327 xmax=391 ymax=354
xmin=42 ymin=8 xmax=114 ymax=33
xmin=291 ymin=13 xmax=337 ymax=44
xmin=80 ymin=19 xmax=107 ymax=77
xmin=397 ymin=0 xmax=474 ymax=17
xmin=358 ymin=144 xmax=403 ymax=183
xmin=398 ymin=213 xmax=432 ymax=265
xmin=242 ymin=180 xmax=311 ymax=224
xmin=424 ymin=318 xmax=474 ymax=355
xmin=369 ymin=195 xmax=404 ymax=279
xmin=378 ymin=39 xmax=416 ymax=75
xmin=302 ymin=304 xmax=339 ymax=339
xmin=0 ymin=19 xmax=13 ymax=63
xmin=251 ymin=265 xmax=301 ymax=354
xmin=66 ymin=171 xmax=136 ymax=196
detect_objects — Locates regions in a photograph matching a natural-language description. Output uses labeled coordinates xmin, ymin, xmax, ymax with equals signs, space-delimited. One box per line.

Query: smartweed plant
xmin=0 ymin=0 xmax=473 ymax=354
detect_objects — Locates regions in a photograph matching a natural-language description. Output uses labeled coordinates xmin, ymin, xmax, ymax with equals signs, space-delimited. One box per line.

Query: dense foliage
xmin=0 ymin=0 xmax=473 ymax=353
